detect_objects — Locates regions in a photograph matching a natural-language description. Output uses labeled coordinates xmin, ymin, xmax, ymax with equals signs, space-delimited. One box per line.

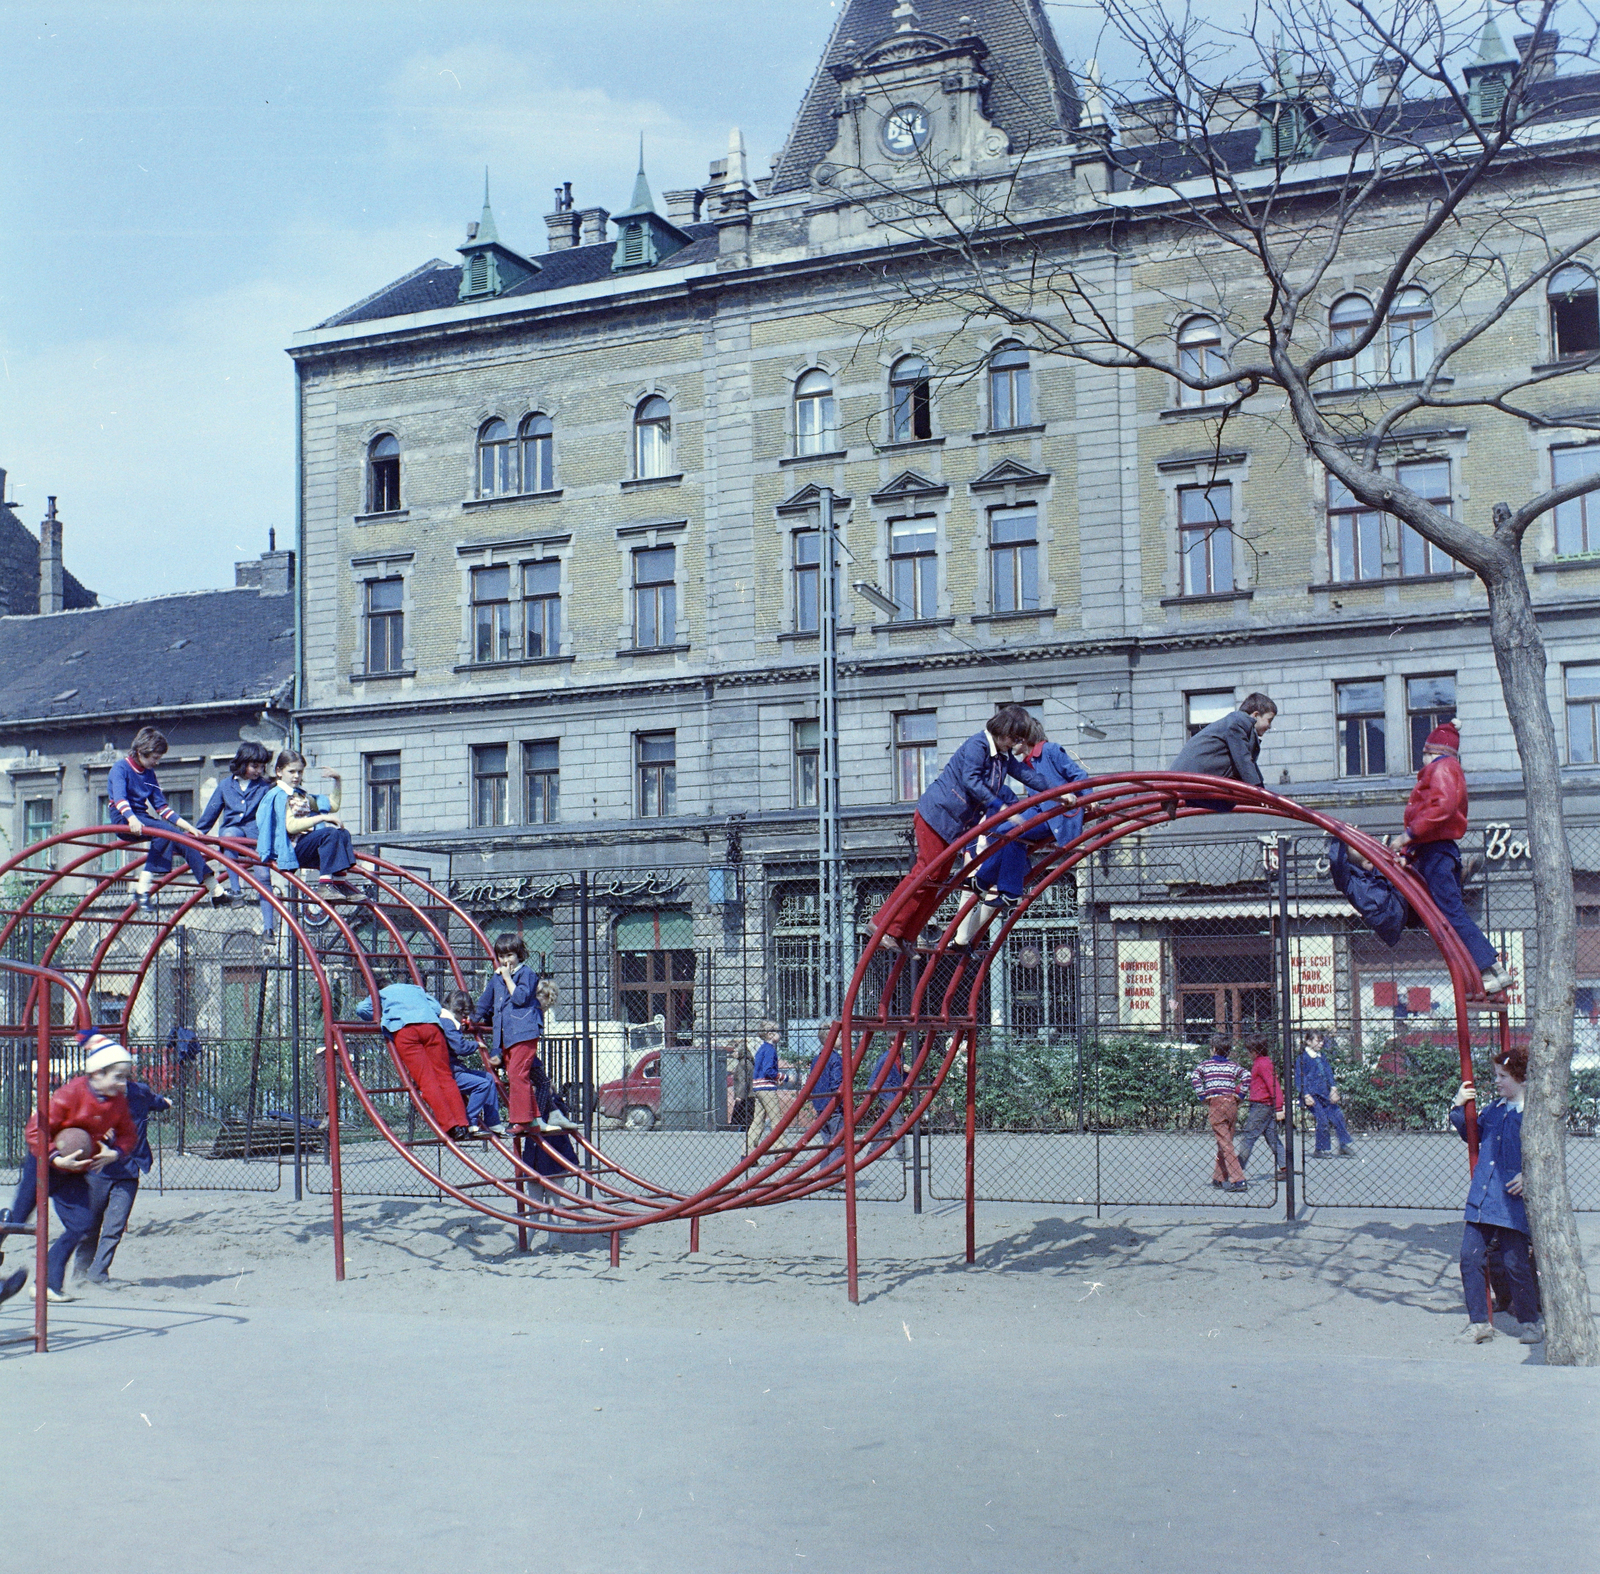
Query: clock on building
xmin=881 ymin=103 xmax=931 ymax=157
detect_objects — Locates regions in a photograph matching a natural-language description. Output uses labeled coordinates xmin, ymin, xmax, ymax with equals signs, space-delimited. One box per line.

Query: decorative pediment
xmin=870 ymin=470 xmax=948 ymax=505
xmin=777 ymin=483 xmax=852 ymax=516
xmin=969 ymin=459 xmax=1051 ymax=493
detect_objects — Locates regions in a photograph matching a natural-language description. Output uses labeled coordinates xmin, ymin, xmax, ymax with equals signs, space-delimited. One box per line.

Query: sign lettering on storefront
xmin=1117 ymin=939 xmax=1163 ymax=1027
xmin=1482 ymin=824 xmax=1530 ymax=863
xmin=1288 ymin=936 xmax=1337 ymax=1026
xmin=447 ymin=872 xmax=687 ymax=912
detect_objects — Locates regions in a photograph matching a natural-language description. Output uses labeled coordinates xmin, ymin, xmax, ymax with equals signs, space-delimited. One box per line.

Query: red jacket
xmin=1404 ymin=754 xmax=1469 ymax=844
xmin=25 ymin=1075 xmax=138 ymax=1159
xmin=1248 ymin=1054 xmax=1283 ymax=1110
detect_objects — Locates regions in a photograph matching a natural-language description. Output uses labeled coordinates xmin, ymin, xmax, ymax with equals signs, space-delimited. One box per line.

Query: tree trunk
xmin=1485 ymin=558 xmax=1599 ymax=1365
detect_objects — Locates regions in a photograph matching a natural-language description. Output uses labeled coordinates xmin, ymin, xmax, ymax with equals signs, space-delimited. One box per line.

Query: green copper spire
xmin=476 ymin=167 xmax=501 ymax=245
xmin=1473 ymin=4 xmax=1516 ymax=66
xmin=1465 ymin=3 xmax=1518 ymax=125
xmin=616 ymin=136 xmax=657 ymax=220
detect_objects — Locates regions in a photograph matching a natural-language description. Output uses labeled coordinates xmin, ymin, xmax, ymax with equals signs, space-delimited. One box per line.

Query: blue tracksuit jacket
xmin=355 ymin=983 xmax=447 ymax=1035
xmin=107 ymin=757 xmax=176 ymax=823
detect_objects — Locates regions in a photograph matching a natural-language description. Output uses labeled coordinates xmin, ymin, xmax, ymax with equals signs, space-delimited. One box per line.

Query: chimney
xmin=39 ymin=496 xmax=63 ymax=615
xmin=1514 ymin=31 xmax=1560 ymax=82
xmin=544 ymin=182 xmax=581 ymax=250
xmin=1119 ymin=95 xmax=1179 ymax=147
xmin=0 ymin=469 xmax=8 ymax=508
xmin=577 ymin=206 xmax=610 ymax=246
xmin=663 ymin=188 xmax=701 ymax=224
xmin=236 ymin=537 xmax=295 ymax=596
xmin=1366 ymin=57 xmax=1404 ymax=112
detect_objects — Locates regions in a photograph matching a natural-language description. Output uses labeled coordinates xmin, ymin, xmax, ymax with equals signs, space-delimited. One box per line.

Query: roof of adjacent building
xmin=0 ymin=588 xmax=294 ymax=726
xmin=0 ymin=501 xmax=97 ymax=617
xmin=317 ymin=223 xmax=721 ymax=330
xmin=768 ymin=0 xmax=1080 ymax=195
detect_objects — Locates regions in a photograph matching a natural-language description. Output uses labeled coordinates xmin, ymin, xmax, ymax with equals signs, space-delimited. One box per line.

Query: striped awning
xmin=1108 ymin=898 xmax=1352 ymax=921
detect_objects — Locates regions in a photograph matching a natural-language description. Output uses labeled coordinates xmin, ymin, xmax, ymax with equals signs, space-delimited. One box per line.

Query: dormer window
xmin=621 ymin=223 xmax=646 ymax=267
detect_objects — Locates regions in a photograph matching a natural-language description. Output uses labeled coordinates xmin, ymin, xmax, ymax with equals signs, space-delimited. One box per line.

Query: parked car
xmin=595 ymin=1049 xmax=745 ymax=1130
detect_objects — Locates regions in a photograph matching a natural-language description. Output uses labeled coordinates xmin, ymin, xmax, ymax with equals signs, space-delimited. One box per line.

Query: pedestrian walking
xmin=1234 ymin=1033 xmax=1287 ymax=1179
xmin=1190 ymin=1036 xmax=1249 ymax=1191
xmin=1296 ymin=1031 xmax=1355 ymax=1157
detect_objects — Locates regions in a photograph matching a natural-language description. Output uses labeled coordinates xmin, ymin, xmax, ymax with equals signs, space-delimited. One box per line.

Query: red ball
xmin=53 ymin=1127 xmax=94 ymax=1160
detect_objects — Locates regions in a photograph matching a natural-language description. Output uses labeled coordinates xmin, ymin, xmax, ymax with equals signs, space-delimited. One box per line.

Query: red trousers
xmin=505 ymin=1038 xmax=541 ymax=1127
xmin=391 ymin=1023 xmax=468 ymax=1130
xmin=879 ymin=814 xmax=958 ymax=943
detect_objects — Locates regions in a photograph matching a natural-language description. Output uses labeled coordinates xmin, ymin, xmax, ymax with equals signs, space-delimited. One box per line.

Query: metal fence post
xmin=580 ymin=871 xmax=594 ymax=1200
xmin=289 ymin=897 xmax=302 ymax=1203
xmin=1277 ymin=835 xmax=1296 ymax=1222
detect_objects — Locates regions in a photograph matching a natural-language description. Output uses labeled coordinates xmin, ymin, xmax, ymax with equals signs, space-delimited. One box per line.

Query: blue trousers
xmin=1236 ymin=1101 xmax=1285 ymax=1167
xmin=223 ymin=867 xmax=279 ymax=937
xmin=74 ymin=1173 xmax=139 ymax=1281
xmin=1412 ymin=841 xmax=1498 ymax=971
xmin=1461 ymin=1221 xmax=1538 ymax=1324
xmin=7 ymin=1154 xmax=97 ymax=1293
xmin=116 ymin=812 xmax=210 ymax=884
xmin=1307 ymin=1094 xmax=1353 ymax=1153
xmin=293 ymin=822 xmax=356 ymax=877
xmin=452 ymin=1064 xmax=502 ymax=1128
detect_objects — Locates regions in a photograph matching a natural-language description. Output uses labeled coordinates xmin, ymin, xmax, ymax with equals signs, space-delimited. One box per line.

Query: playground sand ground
xmin=3 ymin=1192 xmax=1597 ymax=1573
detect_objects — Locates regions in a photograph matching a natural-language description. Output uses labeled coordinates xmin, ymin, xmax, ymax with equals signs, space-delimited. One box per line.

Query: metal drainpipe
xmin=292 ymin=365 xmax=305 ymax=752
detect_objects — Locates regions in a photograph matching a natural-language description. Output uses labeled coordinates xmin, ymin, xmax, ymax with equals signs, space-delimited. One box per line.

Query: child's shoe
xmin=28 ymin=1282 xmax=74 ymax=1304
xmin=135 ymin=890 xmax=156 ymax=914
xmin=1517 ymin=1319 xmax=1546 ymax=1345
xmin=546 ymin=1110 xmax=582 ymax=1133
xmin=1480 ymin=964 xmax=1514 ymax=995
xmin=210 ymin=890 xmax=233 ymax=908
xmin=0 ymin=1268 xmax=26 ymax=1305
xmin=1460 ymin=1320 xmax=1494 ymax=1343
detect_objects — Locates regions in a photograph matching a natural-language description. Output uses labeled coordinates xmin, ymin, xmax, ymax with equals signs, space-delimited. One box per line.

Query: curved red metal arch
xmin=0 ymin=778 xmax=1505 ymax=1299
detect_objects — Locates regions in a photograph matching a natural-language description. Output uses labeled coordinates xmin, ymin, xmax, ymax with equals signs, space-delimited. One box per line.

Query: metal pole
xmin=290 ymin=899 xmax=303 ymax=1202
xmin=1277 ymin=836 xmax=1296 ymax=1222
xmin=34 ymin=980 xmax=50 ymax=1353
xmin=964 ymin=1025 xmax=978 ymax=1263
xmin=580 ymin=871 xmax=594 ymax=1200
xmin=818 ymin=487 xmax=844 ymax=1022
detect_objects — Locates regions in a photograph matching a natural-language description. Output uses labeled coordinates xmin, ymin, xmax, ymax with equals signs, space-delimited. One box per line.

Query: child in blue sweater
xmin=196 ymin=741 xmax=276 ymax=934
xmin=108 ymin=726 xmax=223 ymax=912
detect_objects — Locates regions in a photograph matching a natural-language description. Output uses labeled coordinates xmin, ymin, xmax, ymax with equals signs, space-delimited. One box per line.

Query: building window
xmin=1406 ymin=675 xmax=1456 ymax=771
xmin=1552 ymin=445 xmax=1600 ymax=556
xmin=1186 ymin=690 xmax=1235 ymax=736
xmin=523 ymin=740 xmax=559 ymax=823
xmin=895 ymin=712 xmax=938 ymax=802
xmin=989 ymin=505 xmax=1039 ymax=612
xmin=24 ymin=798 xmax=55 ymax=848
xmin=1176 ymin=316 xmax=1228 ymax=406
xmin=1327 ymin=475 xmax=1383 ymax=581
xmin=1568 ymin=665 xmax=1600 ymax=763
xmin=1386 ymin=287 xmax=1433 ymax=382
xmin=889 ymin=355 xmax=932 ymax=441
xmin=1329 ymin=295 xmax=1378 ymax=389
xmin=1336 ymin=679 xmax=1387 ymax=777
xmin=634 ymin=395 xmax=672 ymax=478
xmin=1178 ymin=483 xmax=1235 ymax=595
xmin=632 ymin=545 xmax=677 ymax=647
xmin=472 ymin=565 xmax=512 ymax=663
xmin=365 ymin=753 xmax=401 ymax=833
xmin=521 ymin=413 xmax=554 ymax=492
xmin=794 ymin=369 xmax=837 ymax=455
xmin=988 ymin=342 xmax=1032 ymax=428
xmin=1396 ymin=460 xmax=1456 ymax=576
xmin=1549 ymin=264 xmax=1600 ymax=360
xmin=366 ymin=578 xmax=404 ymax=673
xmin=793 ymin=719 xmax=820 ymax=808
xmin=477 ymin=419 xmax=516 ymax=498
xmin=888 ymin=515 xmax=937 ymax=620
xmin=471 ymin=744 xmax=509 ymax=827
xmin=793 ymin=529 xmax=821 ymax=633
xmin=367 ymin=434 xmax=400 ymax=513
xmin=523 ymin=560 xmax=561 ymax=658
xmin=636 ymin=732 xmax=677 ymax=817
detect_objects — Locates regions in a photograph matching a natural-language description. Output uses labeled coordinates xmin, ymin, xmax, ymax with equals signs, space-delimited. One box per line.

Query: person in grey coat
xmin=1169 ymin=693 xmax=1278 ymax=811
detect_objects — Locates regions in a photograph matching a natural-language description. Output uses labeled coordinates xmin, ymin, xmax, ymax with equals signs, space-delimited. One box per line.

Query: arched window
xmin=1176 ymin=317 xmax=1228 ymax=407
xmin=1549 ymin=264 xmax=1600 ymax=360
xmin=477 ymin=419 xmax=516 ymax=497
xmin=988 ymin=342 xmax=1032 ymax=428
xmin=634 ymin=396 xmax=672 ymax=478
xmin=889 ymin=355 xmax=932 ymax=442
xmin=1385 ymin=287 xmax=1433 ymax=382
xmin=794 ymin=369 xmax=837 ymax=456
xmin=1329 ymin=295 xmax=1378 ymax=389
xmin=521 ymin=413 xmax=554 ymax=493
xmin=367 ymin=434 xmax=400 ymax=513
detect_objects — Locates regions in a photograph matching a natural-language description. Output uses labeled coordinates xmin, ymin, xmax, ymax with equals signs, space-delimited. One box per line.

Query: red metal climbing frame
xmin=0 ymin=775 xmax=1506 ymax=1315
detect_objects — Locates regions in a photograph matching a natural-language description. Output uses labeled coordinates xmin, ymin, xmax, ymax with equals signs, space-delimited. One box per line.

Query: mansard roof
xmin=317 ymin=224 xmax=720 ymax=330
xmin=769 ymin=0 xmax=1079 ymax=196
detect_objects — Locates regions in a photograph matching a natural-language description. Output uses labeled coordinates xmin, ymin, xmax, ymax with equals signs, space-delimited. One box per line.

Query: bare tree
xmin=849 ymin=0 xmax=1599 ymax=1360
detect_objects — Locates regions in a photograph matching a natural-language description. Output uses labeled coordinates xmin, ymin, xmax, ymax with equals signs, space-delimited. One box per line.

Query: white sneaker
xmin=547 ymin=1110 xmax=581 ymax=1132
xmin=1460 ymin=1320 xmax=1494 ymax=1343
xmin=1480 ymin=964 xmax=1514 ymax=995
xmin=28 ymin=1283 xmax=74 ymax=1304
xmin=1518 ymin=1319 xmax=1545 ymax=1345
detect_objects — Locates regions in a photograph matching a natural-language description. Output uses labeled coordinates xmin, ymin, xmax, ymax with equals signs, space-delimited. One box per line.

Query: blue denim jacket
xmin=1452 ymin=1099 xmax=1527 ymax=1233
xmin=256 ymin=786 xmax=331 ymax=870
xmin=916 ymin=731 xmax=1049 ymax=843
xmin=475 ymin=964 xmax=544 ymax=1054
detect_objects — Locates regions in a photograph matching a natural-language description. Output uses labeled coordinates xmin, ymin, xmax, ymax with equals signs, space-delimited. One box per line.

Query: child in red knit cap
xmin=1392 ymin=722 xmax=1513 ymax=997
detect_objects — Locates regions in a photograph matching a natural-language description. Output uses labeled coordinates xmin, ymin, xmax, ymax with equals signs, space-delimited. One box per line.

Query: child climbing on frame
xmin=108 ymin=726 xmax=225 ymax=912
xmin=254 ymin=750 xmax=363 ymax=897
xmin=195 ymin=740 xmax=277 ymax=936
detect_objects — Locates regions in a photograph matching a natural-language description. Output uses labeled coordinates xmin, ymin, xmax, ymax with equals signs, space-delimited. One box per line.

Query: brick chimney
xmin=544 ymin=182 xmax=581 ymax=251
xmin=578 ymin=206 xmax=610 ymax=246
xmin=235 ymin=528 xmax=295 ymax=596
xmin=38 ymin=496 xmax=63 ymax=615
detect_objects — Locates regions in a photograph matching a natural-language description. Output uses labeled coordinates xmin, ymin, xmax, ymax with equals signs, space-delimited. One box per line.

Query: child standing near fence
xmin=1297 ymin=1031 xmax=1355 ymax=1157
xmin=1234 ymin=1033 xmax=1287 ymax=1180
xmin=1190 ymin=1037 xmax=1249 ymax=1192
xmin=108 ymin=726 xmax=225 ymax=912
xmin=476 ymin=936 xmax=546 ymax=1136
xmin=195 ymin=741 xmax=277 ymax=935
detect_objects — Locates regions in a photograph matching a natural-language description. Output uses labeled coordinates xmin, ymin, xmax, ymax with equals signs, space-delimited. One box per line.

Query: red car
xmin=595 ymin=1050 xmax=743 ymax=1130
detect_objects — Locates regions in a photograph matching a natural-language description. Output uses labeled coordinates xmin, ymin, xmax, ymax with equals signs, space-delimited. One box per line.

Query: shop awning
xmin=1108 ymin=899 xmax=1352 ymax=921
xmin=615 ymin=909 xmax=695 ymax=949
